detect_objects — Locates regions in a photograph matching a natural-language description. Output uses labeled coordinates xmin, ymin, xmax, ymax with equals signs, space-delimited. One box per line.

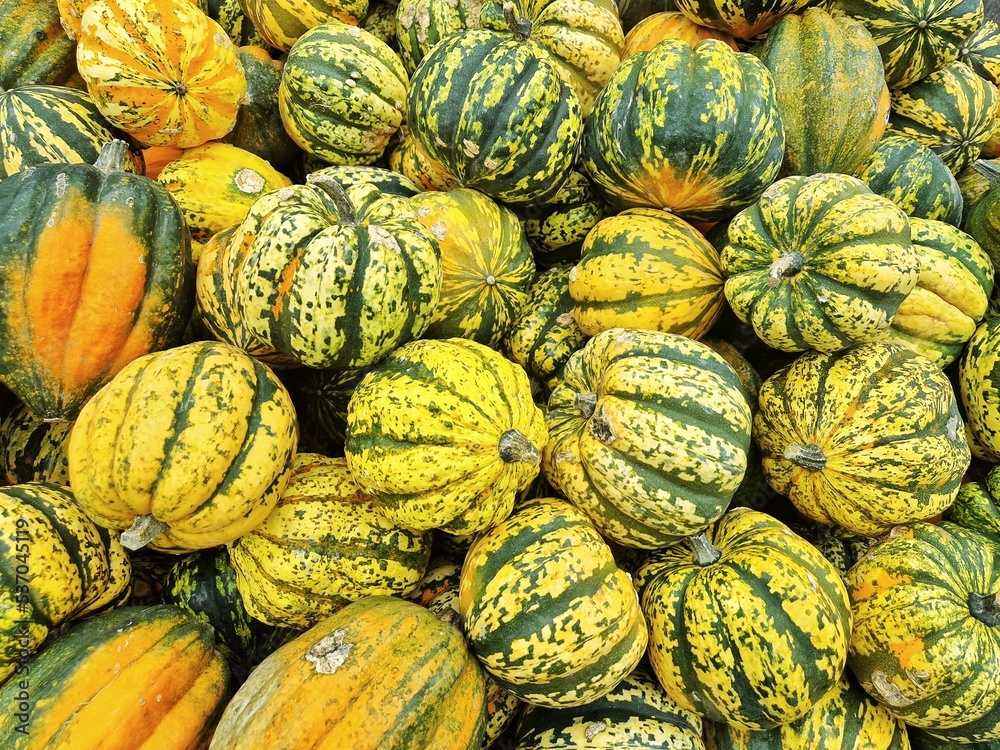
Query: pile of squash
xmin=4 ymin=0 xmax=1000 ymax=745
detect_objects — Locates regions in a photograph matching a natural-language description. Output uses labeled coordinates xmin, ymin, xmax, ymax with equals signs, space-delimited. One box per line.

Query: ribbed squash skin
xmin=0 ymin=483 xmax=132 ymax=683
xmin=0 ymin=85 xmax=143 ymax=181
xmin=622 ymin=11 xmax=737 ymax=56
xmin=703 ymin=676 xmax=910 ymax=750
xmin=854 ymin=133 xmax=964 ymax=225
xmin=964 ymin=180 xmax=1000 ymax=271
xmin=791 ymin=524 xmax=878 ymax=578
xmin=675 ymin=0 xmax=809 ymax=37
xmin=406 ymin=28 xmax=583 ymax=205
xmin=961 ymin=20 xmax=1000 ymax=85
xmin=410 ymin=188 xmax=535 ymax=346
xmin=210 ymin=596 xmax=487 ymax=749
xmin=238 ymin=0 xmax=368 ymax=51
xmin=0 ymin=0 xmax=77 ymax=89
xmin=638 ymin=508 xmax=852 ymax=730
xmin=752 ymin=9 xmax=889 ymax=176
xmin=76 ymin=0 xmax=247 ymax=148
xmin=881 ymin=217 xmax=993 ymax=366
xmin=946 ymin=467 xmax=1000 ymax=544
xmin=345 ymin=338 xmax=547 ymax=535
xmin=514 ymin=664 xmax=704 ymax=749
xmin=67 ymin=341 xmax=298 ymax=552
xmin=278 ymin=22 xmax=407 ymax=166
xmin=755 ymin=341 xmax=970 ymax=535
xmin=0 ymin=404 xmax=72 ymax=484
xmin=0 ymin=143 xmax=193 ymax=420
xmin=846 ymin=522 xmax=1000 ymax=743
xmin=569 ymin=209 xmax=725 ymax=339
xmin=721 ymin=173 xmax=918 ymax=353
xmin=959 ymin=317 xmax=1000 ymax=461
xmin=832 ymin=0 xmax=984 ymax=89
xmin=311 ymin=164 xmax=422 ymax=197
xmin=618 ymin=0 xmax=676 ymax=31
xmin=459 ymin=497 xmax=647 ymax=708
xmin=395 ymin=0 xmax=483 ymax=75
xmin=887 ymin=60 xmax=998 ymax=174
xmin=209 ymin=0 xmax=268 ymax=46
xmin=542 ymin=328 xmax=752 ymax=549
xmin=0 ymin=604 xmax=229 ymax=749
xmin=581 ymin=39 xmax=784 ymax=223
xmin=230 ymin=453 xmax=431 ymax=629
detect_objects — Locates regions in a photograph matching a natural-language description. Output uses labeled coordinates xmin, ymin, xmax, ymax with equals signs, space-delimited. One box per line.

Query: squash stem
xmin=690 ymin=532 xmax=722 ymax=566
xmin=766 ymin=251 xmax=804 ymax=287
xmin=499 ymin=429 xmax=540 ymax=465
xmin=969 ymin=591 xmax=1000 ymax=627
xmin=574 ymin=391 xmax=598 ymax=419
xmin=120 ymin=514 xmax=169 ymax=551
xmin=784 ymin=442 xmax=827 ymax=471
xmin=502 ymin=1 xmax=533 ymax=39
xmin=94 ymin=139 xmax=131 ymax=175
xmin=306 ymin=174 xmax=358 ymax=225
xmin=589 ymin=405 xmax=618 ymax=444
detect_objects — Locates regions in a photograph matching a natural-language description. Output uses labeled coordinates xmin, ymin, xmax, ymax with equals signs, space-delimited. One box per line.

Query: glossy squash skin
xmin=638 ymin=508 xmax=853 ymax=730
xmin=755 ymin=341 xmax=970 ymax=535
xmin=0 ymin=0 xmax=78 ymax=89
xmin=0 ymin=404 xmax=72 ymax=484
xmin=946 ymin=467 xmax=1000 ymax=545
xmin=66 ymin=341 xmax=298 ymax=553
xmin=622 ymin=11 xmax=737 ymax=56
xmin=209 ymin=596 xmax=487 ymax=750
xmin=0 ymin=140 xmax=193 ymax=420
xmin=959 ymin=317 xmax=1000 ymax=461
xmin=395 ymin=0 xmax=482 ymax=75
xmin=345 ymin=338 xmax=547 ymax=535
xmin=961 ymin=19 xmax=1000 ymax=86
xmin=964 ymin=177 xmax=1000 ymax=271
xmin=0 ymin=604 xmax=229 ymax=749
xmin=238 ymin=0 xmax=368 ymax=52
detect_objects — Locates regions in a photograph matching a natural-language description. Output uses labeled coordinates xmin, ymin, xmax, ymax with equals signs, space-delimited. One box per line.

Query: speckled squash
xmin=959 ymin=317 xmax=1000 ymax=461
xmin=581 ymin=39 xmax=785 ymax=223
xmin=618 ymin=0 xmax=676 ymax=31
xmin=209 ymin=596 xmax=487 ymax=749
xmin=755 ymin=341 xmax=970 ymax=535
xmin=310 ymin=164 xmax=421 ymax=196
xmin=66 ymin=340 xmax=298 ymax=553
xmin=0 ymin=604 xmax=229 ymax=748
xmin=75 ymin=0 xmax=247 ymax=148
xmin=209 ymin=0 xmax=268 ymax=46
xmin=229 ymin=453 xmax=431 ymax=629
xmin=0 ymin=404 xmax=72 ymax=485
xmin=0 ymin=140 xmax=193 ymax=421
xmin=569 ymin=209 xmax=725 ymax=339
xmin=542 ymin=328 xmax=752 ymax=549
xmin=854 ymin=133 xmax=964 ymax=225
xmin=622 ymin=11 xmax=736 ymax=56
xmin=0 ymin=0 xmax=77 ymax=89
xmin=946 ymin=466 xmax=1000 ymax=544
xmin=703 ymin=675 xmax=911 ymax=750
xmin=278 ymin=365 xmax=372 ymax=454
xmin=961 ymin=19 xmax=1000 ymax=85
xmin=721 ymin=173 xmax=919 ymax=353
xmin=278 ymin=22 xmax=407 ymax=166
xmin=410 ymin=188 xmax=536 ymax=346
xmin=887 ymin=60 xmax=998 ymax=174
xmin=846 ymin=521 xmax=1000 ymax=743
xmin=790 ymin=524 xmax=878 ymax=578
xmin=909 ymin=729 xmax=1000 ymax=749
xmin=395 ymin=0 xmax=483 ymax=74
xmin=752 ymin=9 xmax=890 ymax=176
xmin=0 ymin=483 xmax=132 ymax=683
xmin=238 ymin=0 xmax=368 ymax=51
xmin=964 ymin=172 xmax=1000 ymax=269
xmin=638 ymin=508 xmax=852 ymax=730
xmin=459 ymin=496 xmax=647 ymax=708
xmin=832 ymin=0 xmax=984 ymax=89
xmin=957 ymin=158 xmax=1000 ymax=218
xmin=701 ymin=336 xmax=762 ymax=411
xmin=514 ymin=664 xmax=705 ymax=749
xmin=345 ymin=338 xmax=547 ymax=535
xmin=389 ymin=127 xmax=464 ymax=191
xmin=881 ymin=217 xmax=992 ymax=366
xmin=361 ymin=1 xmax=397 ymax=47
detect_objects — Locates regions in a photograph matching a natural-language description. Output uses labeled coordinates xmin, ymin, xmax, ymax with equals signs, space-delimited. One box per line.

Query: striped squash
xmin=0 ymin=404 xmax=72 ymax=485
xmin=0 ymin=0 xmax=77 ymax=89
xmin=345 ymin=338 xmax=547 ymax=535
xmin=673 ymin=0 xmax=809 ymax=38
xmin=957 ymin=157 xmax=1000 ymax=219
xmin=0 ymin=483 xmax=132 ymax=683
xmin=622 ymin=11 xmax=737 ymax=56
xmin=278 ymin=21 xmax=407 ymax=166
xmin=961 ymin=19 xmax=1000 ymax=85
xmin=66 ymin=340 xmax=298 ymax=552
xmin=880 ymin=217 xmax=993 ymax=366
xmin=279 ymin=365 xmax=372 ymax=453
xmin=410 ymin=188 xmax=536 ymax=347
xmin=568 ymin=209 xmax=725 ymax=339
xmin=581 ymin=39 xmax=785 ymax=223
xmin=790 ymin=524 xmax=878 ymax=578
xmin=209 ymin=0 xmax=268 ymax=46
xmin=406 ymin=24 xmax=583 ymax=205
xmin=389 ymin=126 xmax=463 ymax=191
xmin=310 ymin=164 xmax=421 ymax=197
xmin=75 ymin=0 xmax=247 ymax=148
xmin=909 ymin=729 xmax=1000 ymax=749
xmin=752 ymin=8 xmax=890 ymax=176
xmin=964 ymin=170 xmax=1000 ymax=270
xmin=460 ymin=496 xmax=647 ymax=708
xmin=703 ymin=675 xmax=910 ymax=750
xmin=754 ymin=341 xmax=970 ymax=535
xmin=946 ymin=467 xmax=1000 ymax=544
xmin=721 ymin=173 xmax=918 ymax=353
xmin=238 ymin=0 xmax=368 ymax=51
xmin=854 ymin=133 xmax=964 ymax=225
xmin=229 ymin=453 xmax=432 ymax=629
xmin=395 ymin=0 xmax=482 ymax=75
xmin=0 ymin=85 xmax=143 ymax=181
xmin=832 ymin=0 xmax=984 ymax=89
xmin=887 ymin=60 xmax=998 ymax=174
xmin=360 ymin=1 xmax=396 ymax=47
xmin=0 ymin=604 xmax=229 ymax=748
xmin=846 ymin=522 xmax=1000 ymax=743
xmin=210 ymin=596 xmax=487 ymax=749
xmin=701 ymin=336 xmax=762 ymax=412
xmin=0 ymin=140 xmax=193 ymax=421
xmin=638 ymin=508 xmax=852 ymax=730
xmin=514 ymin=664 xmax=705 ymax=749
xmin=959 ymin=317 xmax=1000 ymax=460
xmin=541 ymin=328 xmax=752 ymax=549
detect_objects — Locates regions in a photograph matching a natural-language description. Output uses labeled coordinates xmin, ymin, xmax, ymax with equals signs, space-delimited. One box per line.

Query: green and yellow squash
xmin=846 ymin=522 xmax=1000 ymax=743
xmin=345 ymin=337 xmax=547 ymax=535
xmin=959 ymin=317 xmax=1000 ymax=461
xmin=946 ymin=467 xmax=1000 ymax=544
xmin=961 ymin=19 xmax=1000 ymax=85
xmin=674 ymin=0 xmax=809 ymax=38
xmin=790 ymin=523 xmax=878 ymax=578
xmin=67 ymin=340 xmax=298 ymax=553
xmin=542 ymin=328 xmax=752 ymax=549
xmin=701 ymin=336 xmax=762 ymax=411
xmin=0 ymin=139 xmax=193 ymax=420
xmin=389 ymin=126 xmax=463 ymax=192
xmin=279 ymin=365 xmax=372 ymax=453
xmin=0 ymin=604 xmax=229 ymax=749
xmin=581 ymin=39 xmax=785 ymax=223
xmin=638 ymin=508 xmax=852 ymax=730
xmin=755 ymin=341 xmax=970 ymax=535
xmin=721 ymin=173 xmax=918 ymax=353
xmin=310 ymin=164 xmax=421 ymax=197
xmin=360 ymin=1 xmax=397 ymax=48
xmin=963 ymin=168 xmax=1000 ymax=270
xmin=0 ymin=0 xmax=77 ymax=89
xmin=622 ymin=10 xmax=737 ymax=56
xmin=0 ymin=404 xmax=72 ymax=485
xmin=238 ymin=0 xmax=368 ymax=51
xmin=909 ymin=729 xmax=1000 ymax=749
xmin=395 ymin=0 xmax=483 ymax=75
xmin=460 ymin=496 xmax=647 ymax=708
xmin=210 ymin=596 xmax=486 ymax=749
xmin=207 ymin=0 xmax=269 ymax=46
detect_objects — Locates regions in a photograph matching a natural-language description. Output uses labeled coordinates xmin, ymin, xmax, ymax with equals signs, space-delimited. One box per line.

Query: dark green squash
xmin=0 ymin=0 xmax=77 ymax=89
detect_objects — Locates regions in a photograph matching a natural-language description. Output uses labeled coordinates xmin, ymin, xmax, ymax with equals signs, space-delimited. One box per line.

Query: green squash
xmin=963 ymin=171 xmax=1000 ymax=272
xmin=960 ymin=18 xmax=1000 ymax=86
xmin=946 ymin=467 xmax=1000 ymax=545
xmin=672 ymin=0 xmax=809 ymax=38
xmin=0 ymin=0 xmax=77 ymax=89
xmin=395 ymin=0 xmax=482 ymax=74
xmin=310 ymin=164 xmax=421 ymax=197
xmin=207 ymin=0 xmax=269 ymax=46
xmin=617 ymin=0 xmax=676 ymax=32
xmin=0 ymin=403 xmax=72 ymax=484
xmin=238 ymin=0 xmax=369 ymax=51
xmin=279 ymin=365 xmax=373 ymax=454
xmin=790 ymin=523 xmax=878 ymax=578
xmin=959 ymin=317 xmax=1000 ymax=461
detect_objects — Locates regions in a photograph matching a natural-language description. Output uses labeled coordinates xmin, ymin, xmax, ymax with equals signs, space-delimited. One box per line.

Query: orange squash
xmin=622 ymin=11 xmax=738 ymax=56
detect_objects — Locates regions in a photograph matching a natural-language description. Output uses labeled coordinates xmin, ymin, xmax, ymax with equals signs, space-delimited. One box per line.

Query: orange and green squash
xmin=0 ymin=0 xmax=77 ymax=89
xmin=238 ymin=0 xmax=368 ymax=51
xmin=389 ymin=126 xmax=463 ymax=192
xmin=622 ymin=11 xmax=737 ymax=56
xmin=0 ymin=404 xmax=72 ymax=485
xmin=673 ymin=0 xmax=809 ymax=38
